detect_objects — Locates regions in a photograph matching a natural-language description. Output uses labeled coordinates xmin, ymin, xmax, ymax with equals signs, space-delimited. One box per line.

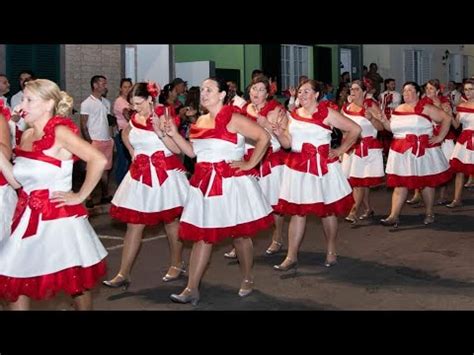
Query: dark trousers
xmin=114 ymin=130 xmax=131 ymax=185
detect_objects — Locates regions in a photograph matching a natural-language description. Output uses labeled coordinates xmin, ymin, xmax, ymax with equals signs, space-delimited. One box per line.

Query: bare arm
xmin=269 ymin=108 xmax=292 ymax=149
xmin=365 ymin=105 xmax=384 ymax=131
xmin=49 ymin=126 xmax=107 ymax=207
xmin=325 ymin=108 xmax=361 ymax=159
xmin=163 ymin=116 xmax=195 ymax=158
xmin=452 ymin=111 xmax=461 ymax=130
xmin=423 ymin=104 xmax=452 ymax=143
xmin=227 ymin=113 xmax=270 ymax=171
xmin=153 ymin=115 xmax=182 ymax=154
xmin=121 ymin=125 xmax=135 ymax=158
xmin=0 ymin=115 xmax=12 ymax=160
xmin=79 ymin=114 xmax=91 ymax=142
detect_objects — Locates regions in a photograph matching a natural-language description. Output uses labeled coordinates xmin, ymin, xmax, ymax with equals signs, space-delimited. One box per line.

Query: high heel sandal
xmin=423 ymin=214 xmax=435 ymax=225
xmin=446 ymin=200 xmax=463 ymax=208
xmin=238 ymin=279 xmax=255 ymax=297
xmin=359 ymin=209 xmax=375 ymax=220
xmin=406 ymin=196 xmax=422 ymax=205
xmin=344 ymin=213 xmax=358 ymax=224
xmin=169 ymin=287 xmax=200 ymax=306
xmin=380 ymin=216 xmax=399 ymax=228
xmin=273 ymin=258 xmax=298 ymax=271
xmin=162 ymin=262 xmax=187 ymax=282
xmin=265 ymin=241 xmax=283 ymax=256
xmin=324 ymin=252 xmax=338 ymax=268
xmin=102 ymin=273 xmax=131 ymax=290
xmin=224 ymin=248 xmax=237 ymax=259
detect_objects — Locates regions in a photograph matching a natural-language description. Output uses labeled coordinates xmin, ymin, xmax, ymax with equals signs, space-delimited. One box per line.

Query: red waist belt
xmin=457 ymin=130 xmax=474 ymax=150
xmin=130 ymin=151 xmax=185 ymax=187
xmin=350 ymin=136 xmax=383 ymax=157
xmin=286 ymin=143 xmax=337 ymax=176
xmin=391 ymin=134 xmax=440 ymax=157
xmin=11 ymin=188 xmax=87 ymax=239
xmin=190 ymin=161 xmax=249 ymax=197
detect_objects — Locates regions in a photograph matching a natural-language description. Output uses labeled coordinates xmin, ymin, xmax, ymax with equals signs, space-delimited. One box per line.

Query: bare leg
xmin=407 ymin=188 xmax=422 ymax=204
xmin=234 ymin=237 xmax=254 ymax=295
xmin=421 ymin=187 xmax=435 ymax=217
xmin=348 ymin=187 xmax=364 ymax=218
xmin=73 ymin=291 xmax=92 ymax=310
xmin=9 ymin=295 xmax=30 ymax=310
xmin=386 ymin=187 xmax=408 ymax=220
xmin=450 ymin=173 xmax=464 ymax=204
xmin=163 ymin=219 xmax=184 ymax=278
xmin=266 ymin=213 xmax=284 ymax=253
xmin=279 ymin=215 xmax=306 ymax=266
xmin=321 ymin=215 xmax=338 ymax=263
xmin=181 ymin=241 xmax=213 ymax=293
xmin=362 ymin=187 xmax=371 ymax=211
xmin=110 ymin=223 xmax=146 ymax=281
xmin=100 ymin=170 xmax=111 ymax=199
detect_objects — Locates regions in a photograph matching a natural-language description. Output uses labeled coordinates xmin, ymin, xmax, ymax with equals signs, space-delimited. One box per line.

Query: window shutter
xmin=421 ymin=51 xmax=431 ymax=84
xmin=6 ymin=44 xmax=60 ymax=94
xmin=404 ymin=49 xmax=415 ymax=82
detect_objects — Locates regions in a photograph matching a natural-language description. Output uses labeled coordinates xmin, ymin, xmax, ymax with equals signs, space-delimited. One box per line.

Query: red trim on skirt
xmin=179 ymin=213 xmax=274 ymax=244
xmin=0 ymin=260 xmax=106 ymax=302
xmin=450 ymin=158 xmax=474 ymax=175
xmin=110 ymin=205 xmax=183 ymax=225
xmin=349 ymin=176 xmax=385 ymax=188
xmin=274 ymin=193 xmax=354 ymax=217
xmin=386 ymin=169 xmax=453 ymax=189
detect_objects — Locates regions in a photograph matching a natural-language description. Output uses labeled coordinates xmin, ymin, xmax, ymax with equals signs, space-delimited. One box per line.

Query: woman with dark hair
xmin=341 ymin=80 xmax=385 ymax=223
xmin=104 ymin=82 xmax=189 ymax=289
xmin=373 ymin=82 xmax=452 ymax=227
xmin=271 ymin=79 xmax=360 ymax=270
xmin=0 ymin=79 xmax=107 ymax=310
xmin=165 ymin=77 xmax=272 ymax=304
xmin=447 ymin=78 xmax=474 ymax=207
xmin=224 ymin=75 xmax=286 ymax=259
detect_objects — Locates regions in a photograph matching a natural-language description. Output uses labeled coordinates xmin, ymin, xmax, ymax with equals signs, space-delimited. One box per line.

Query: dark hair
xmin=120 ymin=78 xmax=132 ymax=87
xmin=206 ymin=77 xmax=229 ymax=104
xmin=18 ymin=70 xmax=35 ymax=79
xmin=464 ymin=79 xmax=474 ymax=87
xmin=426 ymin=79 xmax=441 ymax=91
xmin=90 ymin=75 xmax=107 ymax=90
xmin=384 ymin=78 xmax=395 ymax=90
xmin=297 ymin=79 xmax=324 ymax=102
xmin=127 ymin=82 xmax=155 ymax=103
xmin=249 ymin=75 xmax=271 ymax=96
xmin=185 ymin=86 xmax=200 ymax=110
xmin=351 ymin=79 xmax=367 ymax=92
xmin=403 ymin=81 xmax=421 ymax=95
xmin=251 ymin=69 xmax=264 ymax=79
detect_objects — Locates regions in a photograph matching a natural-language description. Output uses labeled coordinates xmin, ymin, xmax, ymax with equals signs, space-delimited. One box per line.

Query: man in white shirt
xmin=0 ymin=74 xmax=11 ymax=107
xmin=80 ymin=75 xmax=114 ymax=208
xmin=378 ymin=78 xmax=401 ymax=158
xmin=227 ymin=80 xmax=246 ymax=108
xmin=10 ymin=70 xmax=35 ymax=146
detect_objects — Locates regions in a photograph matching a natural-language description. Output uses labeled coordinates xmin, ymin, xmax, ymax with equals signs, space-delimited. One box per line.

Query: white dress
xmin=275 ymin=103 xmax=353 ymax=217
xmin=110 ymin=111 xmax=189 ymax=225
xmin=0 ymin=117 xmax=107 ymax=302
xmin=386 ymin=100 xmax=452 ymax=189
xmin=240 ymin=100 xmax=286 ymax=209
xmin=341 ymin=103 xmax=385 ymax=187
xmin=179 ymin=105 xmax=273 ymax=244
xmin=450 ymin=106 xmax=474 ymax=174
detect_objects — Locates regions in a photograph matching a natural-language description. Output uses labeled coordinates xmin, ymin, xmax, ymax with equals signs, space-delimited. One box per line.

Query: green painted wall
xmin=175 ymin=44 xmax=262 ymax=91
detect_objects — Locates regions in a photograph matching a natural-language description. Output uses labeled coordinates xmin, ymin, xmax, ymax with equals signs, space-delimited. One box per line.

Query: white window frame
xmin=281 ymin=44 xmax=310 ymax=89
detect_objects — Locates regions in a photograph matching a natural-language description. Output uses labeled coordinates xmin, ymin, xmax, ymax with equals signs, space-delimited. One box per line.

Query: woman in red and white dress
xmin=0 ymin=79 xmax=107 ymax=310
xmin=374 ymin=81 xmax=452 ymax=227
xmin=406 ymin=79 xmax=456 ymax=206
xmin=166 ymin=77 xmax=272 ymax=305
xmin=271 ymin=79 xmax=360 ymax=270
xmin=447 ymin=79 xmax=474 ymax=207
xmin=224 ymin=75 xmax=286 ymax=259
xmin=0 ymin=102 xmax=17 ymax=242
xmin=104 ymin=82 xmax=189 ymax=289
xmin=341 ymin=80 xmax=385 ymax=223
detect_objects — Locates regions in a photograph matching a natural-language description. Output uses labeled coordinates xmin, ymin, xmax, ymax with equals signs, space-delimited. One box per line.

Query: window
xmin=404 ymin=49 xmax=431 ymax=84
xmin=281 ymin=45 xmax=309 ymax=89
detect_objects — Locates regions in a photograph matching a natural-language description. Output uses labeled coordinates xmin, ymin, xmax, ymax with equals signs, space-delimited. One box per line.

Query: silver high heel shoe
xmin=380 ymin=216 xmax=399 ymax=228
xmin=102 ymin=273 xmax=131 ymax=290
xmin=162 ymin=262 xmax=186 ymax=282
xmin=224 ymin=248 xmax=237 ymax=259
xmin=359 ymin=209 xmax=375 ymax=220
xmin=324 ymin=252 xmax=338 ymax=268
xmin=423 ymin=214 xmax=435 ymax=225
xmin=273 ymin=258 xmax=298 ymax=271
xmin=238 ymin=279 xmax=255 ymax=297
xmin=265 ymin=241 xmax=282 ymax=256
xmin=169 ymin=288 xmax=200 ymax=306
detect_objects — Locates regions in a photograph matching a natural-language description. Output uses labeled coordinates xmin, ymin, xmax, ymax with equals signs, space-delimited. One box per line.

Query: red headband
xmin=147 ymin=82 xmax=160 ymax=99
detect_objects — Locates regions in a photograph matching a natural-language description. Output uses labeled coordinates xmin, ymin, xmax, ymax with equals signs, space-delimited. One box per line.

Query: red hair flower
xmin=147 ymin=81 xmax=160 ymax=99
xmin=0 ymin=100 xmax=11 ymax=121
